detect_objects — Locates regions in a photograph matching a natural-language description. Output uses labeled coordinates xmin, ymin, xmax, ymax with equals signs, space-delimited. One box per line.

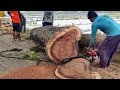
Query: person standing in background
xmin=20 ymin=13 xmax=26 ymax=33
xmin=42 ymin=11 xmax=54 ymax=26
xmin=7 ymin=11 xmax=22 ymax=41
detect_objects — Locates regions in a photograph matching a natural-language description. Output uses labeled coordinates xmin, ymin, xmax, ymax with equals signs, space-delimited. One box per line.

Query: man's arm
xmin=51 ymin=11 xmax=54 ymax=21
xmin=7 ymin=11 xmax=12 ymax=16
xmin=42 ymin=12 xmax=46 ymax=22
xmin=89 ymin=24 xmax=98 ymax=48
xmin=18 ymin=11 xmax=22 ymax=22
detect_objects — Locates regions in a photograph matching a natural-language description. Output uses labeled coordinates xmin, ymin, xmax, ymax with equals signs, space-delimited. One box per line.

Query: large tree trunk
xmin=78 ymin=34 xmax=106 ymax=52
xmin=30 ymin=26 xmax=81 ymax=64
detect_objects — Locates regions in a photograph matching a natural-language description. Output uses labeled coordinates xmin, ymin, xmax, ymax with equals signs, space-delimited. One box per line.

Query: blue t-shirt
xmin=89 ymin=15 xmax=120 ymax=47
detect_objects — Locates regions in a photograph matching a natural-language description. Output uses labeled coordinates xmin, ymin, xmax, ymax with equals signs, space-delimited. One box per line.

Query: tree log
xmin=78 ymin=34 xmax=106 ymax=52
xmin=30 ymin=26 xmax=81 ymax=64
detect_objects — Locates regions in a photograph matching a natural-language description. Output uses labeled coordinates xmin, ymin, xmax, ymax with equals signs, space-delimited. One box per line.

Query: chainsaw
xmin=61 ymin=48 xmax=99 ymax=64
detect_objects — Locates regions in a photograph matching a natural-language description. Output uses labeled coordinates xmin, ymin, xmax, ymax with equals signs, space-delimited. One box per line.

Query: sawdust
xmin=90 ymin=62 xmax=120 ymax=79
xmin=0 ymin=64 xmax=58 ymax=79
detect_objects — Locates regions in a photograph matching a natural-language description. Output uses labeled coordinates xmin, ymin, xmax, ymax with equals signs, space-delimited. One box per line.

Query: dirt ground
xmin=0 ymin=31 xmax=120 ymax=79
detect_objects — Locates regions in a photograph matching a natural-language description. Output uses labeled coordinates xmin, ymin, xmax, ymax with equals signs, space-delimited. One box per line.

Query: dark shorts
xmin=42 ymin=22 xmax=53 ymax=26
xmin=13 ymin=23 xmax=21 ymax=32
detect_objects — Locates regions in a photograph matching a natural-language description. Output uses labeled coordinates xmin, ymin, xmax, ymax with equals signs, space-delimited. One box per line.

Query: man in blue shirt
xmin=87 ymin=11 xmax=120 ymax=68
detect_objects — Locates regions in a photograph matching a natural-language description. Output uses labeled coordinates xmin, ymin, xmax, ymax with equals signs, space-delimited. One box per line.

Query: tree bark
xmin=30 ymin=26 xmax=81 ymax=64
xmin=78 ymin=34 xmax=106 ymax=52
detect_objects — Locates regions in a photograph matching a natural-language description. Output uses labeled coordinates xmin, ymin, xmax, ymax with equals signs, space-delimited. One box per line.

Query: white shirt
xmin=42 ymin=11 xmax=54 ymax=23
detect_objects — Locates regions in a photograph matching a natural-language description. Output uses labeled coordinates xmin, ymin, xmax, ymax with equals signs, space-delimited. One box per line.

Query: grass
xmin=57 ymin=16 xmax=81 ymax=20
xmin=21 ymin=30 xmax=31 ymax=39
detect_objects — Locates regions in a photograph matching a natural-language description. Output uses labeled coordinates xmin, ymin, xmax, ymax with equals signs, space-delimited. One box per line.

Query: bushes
xmin=23 ymin=51 xmax=37 ymax=60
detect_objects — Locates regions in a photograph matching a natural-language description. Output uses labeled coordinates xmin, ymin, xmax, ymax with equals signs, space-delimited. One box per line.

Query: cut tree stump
xmin=30 ymin=26 xmax=81 ymax=64
xmin=55 ymin=58 xmax=91 ymax=79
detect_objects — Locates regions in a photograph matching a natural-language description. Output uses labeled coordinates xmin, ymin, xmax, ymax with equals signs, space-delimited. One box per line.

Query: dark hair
xmin=87 ymin=11 xmax=98 ymax=19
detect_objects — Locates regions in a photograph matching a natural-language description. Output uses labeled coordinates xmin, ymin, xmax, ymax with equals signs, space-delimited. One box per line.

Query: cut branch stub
xmin=30 ymin=26 xmax=82 ymax=64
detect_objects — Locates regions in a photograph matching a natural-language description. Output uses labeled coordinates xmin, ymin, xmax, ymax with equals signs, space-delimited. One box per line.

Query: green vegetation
xmin=23 ymin=51 xmax=37 ymax=60
xmin=57 ymin=16 xmax=81 ymax=20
